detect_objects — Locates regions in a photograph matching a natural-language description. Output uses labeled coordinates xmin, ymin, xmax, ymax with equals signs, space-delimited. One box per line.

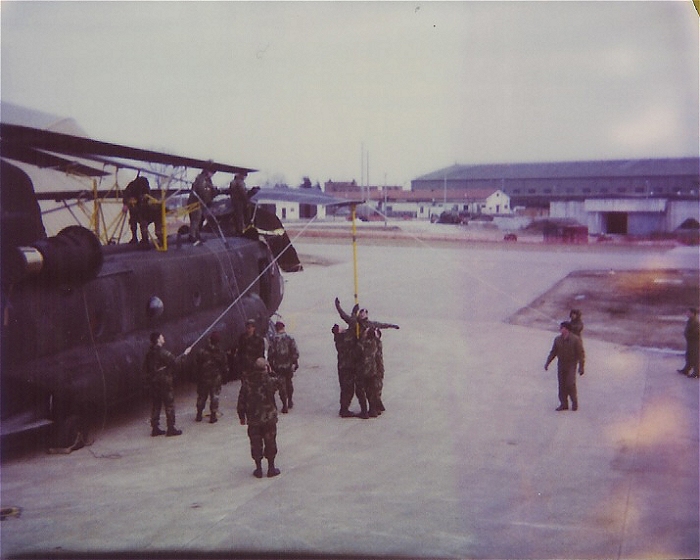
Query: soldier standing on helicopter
xmin=267 ymin=321 xmax=299 ymax=413
xmin=194 ymin=332 xmax=228 ymax=424
xmin=122 ymin=176 xmax=151 ymax=244
xmin=143 ymin=332 xmax=191 ymax=437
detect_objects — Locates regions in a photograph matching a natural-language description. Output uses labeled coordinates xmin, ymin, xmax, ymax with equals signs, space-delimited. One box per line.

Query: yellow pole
xmin=159 ymin=195 xmax=168 ymax=251
xmin=351 ymin=203 xmax=360 ymax=338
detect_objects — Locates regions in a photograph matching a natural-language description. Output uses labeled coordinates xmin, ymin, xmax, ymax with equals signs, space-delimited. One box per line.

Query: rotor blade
xmin=1 ymin=123 xmax=256 ymax=175
xmin=0 ymin=142 xmax=110 ymax=177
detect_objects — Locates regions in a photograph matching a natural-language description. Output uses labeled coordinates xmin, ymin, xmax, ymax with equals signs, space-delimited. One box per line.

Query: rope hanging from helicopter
xmin=182 ymin=210 xmax=322 ymax=355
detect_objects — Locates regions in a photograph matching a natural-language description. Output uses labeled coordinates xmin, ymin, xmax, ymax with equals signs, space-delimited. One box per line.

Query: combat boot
xmin=339 ymin=408 xmax=355 ymax=418
xmin=151 ymin=426 xmax=166 ymax=437
xmin=267 ymin=459 xmax=280 ymax=478
xmin=195 ymin=410 xmax=203 ymax=422
xmin=209 ymin=412 xmax=217 ymax=424
xmin=166 ymin=427 xmax=182 ymax=437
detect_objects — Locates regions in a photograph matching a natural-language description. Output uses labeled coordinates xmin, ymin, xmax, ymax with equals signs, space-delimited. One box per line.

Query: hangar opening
xmin=605 ymin=212 xmax=628 ymax=234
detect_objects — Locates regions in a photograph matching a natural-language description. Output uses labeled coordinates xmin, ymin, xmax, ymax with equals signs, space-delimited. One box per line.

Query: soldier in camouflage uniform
xmin=188 ymin=163 xmax=217 ymax=245
xmin=143 ymin=332 xmax=191 ymax=436
xmin=375 ymin=328 xmax=386 ymax=414
xmin=237 ymin=358 xmax=282 ymax=478
xmin=235 ymin=319 xmax=266 ymax=381
xmin=332 ymin=323 xmax=366 ymax=418
xmin=267 ymin=321 xmax=299 ymax=413
xmin=194 ymin=331 xmax=228 ymax=423
xmin=358 ymin=327 xmax=384 ymax=418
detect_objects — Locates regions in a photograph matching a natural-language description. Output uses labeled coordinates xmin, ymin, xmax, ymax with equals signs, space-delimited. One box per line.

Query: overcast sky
xmin=2 ymin=1 xmax=698 ymax=188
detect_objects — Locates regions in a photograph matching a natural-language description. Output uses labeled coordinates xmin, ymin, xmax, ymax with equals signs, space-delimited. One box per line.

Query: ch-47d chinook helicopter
xmin=0 ymin=104 xmax=306 ymax=450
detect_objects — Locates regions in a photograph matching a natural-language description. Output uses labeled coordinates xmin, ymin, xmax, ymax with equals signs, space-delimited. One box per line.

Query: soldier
xmin=237 ymin=358 xmax=282 ymax=478
xmin=188 ymin=162 xmax=217 ymax=245
xmin=228 ymin=172 xmax=250 ymax=235
xmin=267 ymin=321 xmax=299 ymax=413
xmin=375 ymin=328 xmax=386 ymax=414
xmin=122 ymin=176 xmax=151 ymax=244
xmin=358 ymin=327 xmax=384 ymax=418
xmin=544 ymin=321 xmax=585 ymax=411
xmin=569 ymin=309 xmax=584 ymax=337
xmin=678 ymin=307 xmax=699 ymax=378
xmin=332 ymin=324 xmax=364 ymax=418
xmin=143 ymin=332 xmax=191 ymax=436
xmin=194 ymin=331 xmax=228 ymax=423
xmin=235 ymin=319 xmax=266 ymax=381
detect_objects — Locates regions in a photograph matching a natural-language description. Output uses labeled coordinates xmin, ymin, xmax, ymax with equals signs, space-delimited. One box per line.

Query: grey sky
xmin=2 ymin=1 xmax=698 ymax=188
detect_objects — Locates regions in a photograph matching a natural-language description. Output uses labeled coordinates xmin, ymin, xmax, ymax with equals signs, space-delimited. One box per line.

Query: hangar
xmin=412 ymin=158 xmax=699 ymax=235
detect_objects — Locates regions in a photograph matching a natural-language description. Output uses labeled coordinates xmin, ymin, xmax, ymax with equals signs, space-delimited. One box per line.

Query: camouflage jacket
xmin=236 ymin=332 xmax=266 ymax=373
xmin=196 ymin=342 xmax=228 ymax=384
xmin=268 ymin=332 xmax=299 ymax=374
xmin=358 ymin=335 xmax=382 ymax=379
xmin=143 ymin=345 xmax=181 ymax=389
xmin=334 ymin=329 xmax=357 ymax=374
xmin=237 ymin=370 xmax=279 ymax=426
xmin=188 ymin=171 xmax=216 ymax=206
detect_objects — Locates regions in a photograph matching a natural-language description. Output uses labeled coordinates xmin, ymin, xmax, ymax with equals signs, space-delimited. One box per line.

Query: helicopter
xmin=0 ymin=105 xmax=303 ymax=450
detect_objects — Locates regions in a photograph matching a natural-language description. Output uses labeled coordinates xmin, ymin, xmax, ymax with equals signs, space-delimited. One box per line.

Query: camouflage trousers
xmin=196 ymin=377 xmax=222 ymax=414
xmin=247 ymin=421 xmax=278 ymax=461
xmin=363 ymin=374 xmax=382 ymax=414
xmin=274 ymin=367 xmax=294 ymax=407
xmin=339 ymin=367 xmax=367 ymax=412
xmin=150 ymin=377 xmax=176 ymax=429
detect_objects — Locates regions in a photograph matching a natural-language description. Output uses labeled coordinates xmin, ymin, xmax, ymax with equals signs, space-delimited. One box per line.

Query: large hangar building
xmin=411 ymin=158 xmax=699 ymax=235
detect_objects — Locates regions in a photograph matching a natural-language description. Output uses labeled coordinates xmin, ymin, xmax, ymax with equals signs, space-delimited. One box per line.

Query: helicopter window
xmin=147 ymin=296 xmax=164 ymax=319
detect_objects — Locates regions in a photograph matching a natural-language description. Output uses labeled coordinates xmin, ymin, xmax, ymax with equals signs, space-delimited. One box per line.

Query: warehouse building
xmin=412 ymin=158 xmax=699 ymax=235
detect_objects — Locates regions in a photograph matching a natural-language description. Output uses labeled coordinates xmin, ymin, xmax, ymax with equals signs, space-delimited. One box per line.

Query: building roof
xmin=414 ymin=158 xmax=700 ymax=182
xmin=332 ymin=188 xmax=505 ymax=203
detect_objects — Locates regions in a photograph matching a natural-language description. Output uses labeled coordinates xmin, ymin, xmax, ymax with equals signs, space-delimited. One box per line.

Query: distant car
xmin=503 ymin=233 xmax=518 ymax=242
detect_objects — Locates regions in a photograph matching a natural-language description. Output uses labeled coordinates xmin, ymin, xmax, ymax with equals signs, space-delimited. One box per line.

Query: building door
xmin=605 ymin=212 xmax=628 ymax=234
xmin=300 ymin=203 xmax=317 ymax=219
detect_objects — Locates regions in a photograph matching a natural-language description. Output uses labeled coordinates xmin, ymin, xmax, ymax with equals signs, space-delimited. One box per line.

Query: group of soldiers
xmin=187 ymin=164 xmax=259 ymax=245
xmin=544 ymin=309 xmax=585 ymax=412
xmin=121 ymin=163 xmax=258 ymax=248
xmin=142 ymin=318 xmax=299 ymax=479
xmin=332 ymin=298 xmax=400 ymax=419
xmin=544 ymin=305 xmax=699 ymax=413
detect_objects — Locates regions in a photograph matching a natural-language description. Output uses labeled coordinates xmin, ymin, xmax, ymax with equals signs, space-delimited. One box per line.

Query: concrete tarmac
xmin=1 ymin=239 xmax=698 ymax=559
